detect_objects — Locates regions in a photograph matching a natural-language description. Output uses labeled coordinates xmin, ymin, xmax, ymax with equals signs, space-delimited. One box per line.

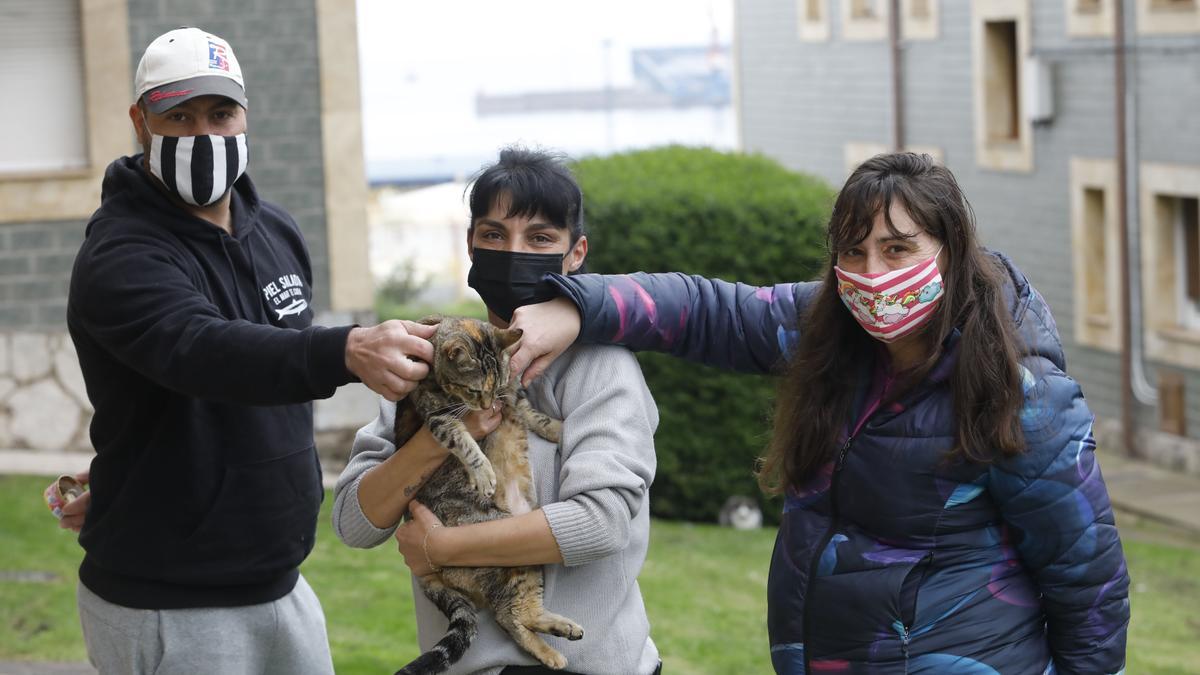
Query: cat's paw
xmin=538 ymin=651 xmax=568 ymax=671
xmin=468 ymin=462 xmax=497 ymax=500
xmin=546 ymin=619 xmax=583 ymax=641
xmin=535 ymin=418 xmax=563 ymax=444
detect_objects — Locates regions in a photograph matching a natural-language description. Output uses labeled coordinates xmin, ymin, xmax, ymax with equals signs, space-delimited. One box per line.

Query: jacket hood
xmin=92 ymin=154 xmax=261 ymax=241
xmin=988 ymin=249 xmax=1066 ymax=373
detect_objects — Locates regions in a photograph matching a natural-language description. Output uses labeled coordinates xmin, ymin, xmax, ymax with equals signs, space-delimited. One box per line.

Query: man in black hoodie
xmin=62 ymin=27 xmax=427 ymax=673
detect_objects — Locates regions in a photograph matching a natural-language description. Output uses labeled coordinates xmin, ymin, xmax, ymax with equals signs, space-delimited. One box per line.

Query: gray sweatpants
xmin=77 ymin=575 xmax=335 ymax=675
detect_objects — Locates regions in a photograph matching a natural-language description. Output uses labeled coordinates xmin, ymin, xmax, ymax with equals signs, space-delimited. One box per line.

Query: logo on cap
xmin=148 ymin=88 xmax=194 ymax=103
xmin=208 ymin=42 xmax=230 ymax=71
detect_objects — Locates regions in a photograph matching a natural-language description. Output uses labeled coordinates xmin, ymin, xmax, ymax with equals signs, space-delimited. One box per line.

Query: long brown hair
xmin=758 ymin=152 xmax=1025 ymax=494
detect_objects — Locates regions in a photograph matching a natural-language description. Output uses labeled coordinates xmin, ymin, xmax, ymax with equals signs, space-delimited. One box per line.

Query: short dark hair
xmin=467 ymin=146 xmax=586 ymax=245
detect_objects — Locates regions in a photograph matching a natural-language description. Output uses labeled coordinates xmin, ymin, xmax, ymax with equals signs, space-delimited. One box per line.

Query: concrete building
xmin=733 ymin=0 xmax=1200 ymax=471
xmin=0 ymin=0 xmax=375 ymax=453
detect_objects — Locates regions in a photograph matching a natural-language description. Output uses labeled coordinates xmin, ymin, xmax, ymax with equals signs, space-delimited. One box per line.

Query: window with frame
xmin=1138 ymin=0 xmax=1200 ymax=33
xmin=1083 ymin=188 xmax=1110 ymax=321
xmin=972 ymin=0 xmax=1032 ymax=172
xmin=1069 ymin=158 xmax=1120 ymax=351
xmin=843 ymin=0 xmax=889 ymax=40
xmin=0 ymin=0 xmax=132 ymax=224
xmin=798 ymin=0 xmax=831 ymax=41
xmin=1140 ymin=163 xmax=1200 ymax=368
xmin=851 ymin=0 xmax=880 ymax=18
xmin=1066 ymin=0 xmax=1114 ymax=36
xmin=1173 ymin=196 xmax=1200 ymax=330
xmin=0 ymin=0 xmax=88 ymax=174
xmin=902 ymin=0 xmax=939 ymax=40
xmin=983 ymin=21 xmax=1020 ymax=143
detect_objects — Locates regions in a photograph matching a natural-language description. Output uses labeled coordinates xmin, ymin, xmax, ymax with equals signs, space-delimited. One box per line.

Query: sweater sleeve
xmin=331 ymin=396 xmax=403 ymax=548
xmin=70 ymin=232 xmax=353 ymax=405
xmin=543 ymin=272 xmax=818 ymax=374
xmin=539 ymin=346 xmax=658 ymax=567
xmin=989 ymin=363 xmax=1130 ymax=674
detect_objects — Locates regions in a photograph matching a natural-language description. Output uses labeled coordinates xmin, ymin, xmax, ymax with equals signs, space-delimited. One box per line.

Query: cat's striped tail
xmin=395 ymin=585 xmax=479 ymax=675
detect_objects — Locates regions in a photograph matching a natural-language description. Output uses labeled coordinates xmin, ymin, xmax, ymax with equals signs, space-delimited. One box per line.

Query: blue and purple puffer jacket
xmin=543 ymin=253 xmax=1129 ymax=674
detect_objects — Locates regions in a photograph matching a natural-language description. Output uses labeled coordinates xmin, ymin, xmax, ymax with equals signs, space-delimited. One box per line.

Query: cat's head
xmin=430 ymin=316 xmax=522 ymax=410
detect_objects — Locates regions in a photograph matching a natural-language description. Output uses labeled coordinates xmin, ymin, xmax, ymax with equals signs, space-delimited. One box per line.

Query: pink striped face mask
xmin=834 ymin=247 xmax=945 ymax=343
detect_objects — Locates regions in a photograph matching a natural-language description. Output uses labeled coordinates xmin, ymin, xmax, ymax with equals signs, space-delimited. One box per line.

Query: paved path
xmin=1096 ymin=448 xmax=1200 ymax=536
xmin=0 ymin=663 xmax=93 ymax=675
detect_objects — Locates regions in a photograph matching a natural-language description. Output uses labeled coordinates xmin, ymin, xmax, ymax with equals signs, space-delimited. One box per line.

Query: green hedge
xmin=573 ymin=146 xmax=834 ymax=523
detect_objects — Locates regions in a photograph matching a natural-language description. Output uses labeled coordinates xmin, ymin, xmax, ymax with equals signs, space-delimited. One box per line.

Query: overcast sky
xmin=355 ymin=0 xmax=735 ymax=163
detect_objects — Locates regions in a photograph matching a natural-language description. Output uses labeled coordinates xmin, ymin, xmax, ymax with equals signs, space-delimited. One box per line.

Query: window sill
xmin=1158 ymin=326 xmax=1200 ymax=347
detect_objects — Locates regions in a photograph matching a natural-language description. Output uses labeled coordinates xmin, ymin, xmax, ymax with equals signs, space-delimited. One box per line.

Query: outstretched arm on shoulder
xmin=509 ymin=272 xmax=817 ymax=384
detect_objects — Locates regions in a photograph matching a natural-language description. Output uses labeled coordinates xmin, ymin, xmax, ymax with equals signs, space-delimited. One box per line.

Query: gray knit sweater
xmin=331 ymin=344 xmax=660 ymax=675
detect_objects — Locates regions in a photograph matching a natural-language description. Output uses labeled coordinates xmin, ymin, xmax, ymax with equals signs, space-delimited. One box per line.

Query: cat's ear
xmin=419 ymin=314 xmax=443 ymax=326
xmin=494 ymin=328 xmax=523 ymax=354
xmin=443 ymin=338 xmax=471 ymax=366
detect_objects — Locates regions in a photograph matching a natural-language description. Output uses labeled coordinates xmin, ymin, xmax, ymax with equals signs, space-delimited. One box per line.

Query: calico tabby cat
xmin=395 ymin=317 xmax=584 ymax=675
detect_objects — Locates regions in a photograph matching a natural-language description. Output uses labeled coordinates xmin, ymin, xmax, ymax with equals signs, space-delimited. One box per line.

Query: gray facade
xmin=735 ymin=0 xmax=1200 ymax=442
xmin=0 ymin=0 xmax=331 ymax=330
xmin=127 ymin=0 xmax=333 ymax=310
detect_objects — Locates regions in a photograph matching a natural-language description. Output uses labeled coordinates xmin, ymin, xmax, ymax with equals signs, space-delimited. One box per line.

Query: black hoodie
xmin=67 ymin=155 xmax=355 ymax=609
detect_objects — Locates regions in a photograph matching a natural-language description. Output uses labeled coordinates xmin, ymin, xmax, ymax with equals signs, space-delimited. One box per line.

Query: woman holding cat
xmin=508 ymin=153 xmax=1129 ymax=674
xmin=332 ymin=147 xmax=662 ymax=675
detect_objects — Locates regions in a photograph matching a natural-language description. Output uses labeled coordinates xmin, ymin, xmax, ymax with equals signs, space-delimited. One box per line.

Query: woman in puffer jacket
xmin=507 ymin=152 xmax=1130 ymax=674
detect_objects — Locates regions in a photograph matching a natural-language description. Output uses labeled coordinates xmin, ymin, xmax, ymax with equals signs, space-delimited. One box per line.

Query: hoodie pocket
xmin=172 ymin=447 xmax=322 ymax=585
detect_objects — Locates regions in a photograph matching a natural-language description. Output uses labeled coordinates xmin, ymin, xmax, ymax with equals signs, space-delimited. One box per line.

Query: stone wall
xmin=0 ymin=332 xmax=91 ymax=451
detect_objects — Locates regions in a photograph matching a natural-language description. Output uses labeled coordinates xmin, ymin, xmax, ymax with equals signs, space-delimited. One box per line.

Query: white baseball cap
xmin=135 ymin=27 xmax=248 ymax=114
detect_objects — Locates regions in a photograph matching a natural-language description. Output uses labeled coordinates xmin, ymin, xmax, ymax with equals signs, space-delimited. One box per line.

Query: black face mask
xmin=467 ymin=248 xmax=564 ymax=322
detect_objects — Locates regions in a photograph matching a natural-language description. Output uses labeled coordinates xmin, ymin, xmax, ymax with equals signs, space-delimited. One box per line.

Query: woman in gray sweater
xmin=331 ymin=147 xmax=661 ymax=675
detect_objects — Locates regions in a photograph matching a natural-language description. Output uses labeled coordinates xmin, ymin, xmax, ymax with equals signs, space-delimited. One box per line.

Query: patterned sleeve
xmin=543 ymin=272 xmax=820 ymax=374
xmin=988 ymin=363 xmax=1130 ymax=675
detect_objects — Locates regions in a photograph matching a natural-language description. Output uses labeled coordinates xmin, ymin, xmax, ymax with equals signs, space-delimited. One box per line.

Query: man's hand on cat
xmin=395 ymin=500 xmax=446 ymax=577
xmin=59 ymin=471 xmax=90 ymax=533
xmin=508 ymin=298 xmax=581 ymax=387
xmin=345 ymin=320 xmax=437 ymax=401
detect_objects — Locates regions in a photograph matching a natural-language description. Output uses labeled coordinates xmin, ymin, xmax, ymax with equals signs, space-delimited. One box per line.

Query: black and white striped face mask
xmin=146 ymin=129 xmax=248 ymax=207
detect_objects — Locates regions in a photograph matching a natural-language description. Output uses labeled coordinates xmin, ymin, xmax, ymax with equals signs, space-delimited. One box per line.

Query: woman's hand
xmin=395 ymin=500 xmax=447 ymax=577
xmin=462 ymin=405 xmax=503 ymax=441
xmin=508 ymin=297 xmax=581 ymax=386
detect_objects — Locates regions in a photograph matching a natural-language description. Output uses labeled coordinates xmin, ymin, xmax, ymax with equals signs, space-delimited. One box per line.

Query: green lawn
xmin=2 ymin=474 xmax=1198 ymax=673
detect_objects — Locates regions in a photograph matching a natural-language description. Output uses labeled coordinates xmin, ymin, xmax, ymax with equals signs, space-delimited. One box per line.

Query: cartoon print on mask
xmin=838 ymin=278 xmax=942 ymax=328
xmin=918 ymin=280 xmax=943 ymax=304
xmin=841 ymin=283 xmax=877 ymax=325
xmin=876 ymin=299 xmax=910 ymax=325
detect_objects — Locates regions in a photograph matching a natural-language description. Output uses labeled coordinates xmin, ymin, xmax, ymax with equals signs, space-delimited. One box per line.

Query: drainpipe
xmin=1115 ymin=0 xmax=1139 ymax=458
xmin=890 ymin=0 xmax=904 ymax=151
